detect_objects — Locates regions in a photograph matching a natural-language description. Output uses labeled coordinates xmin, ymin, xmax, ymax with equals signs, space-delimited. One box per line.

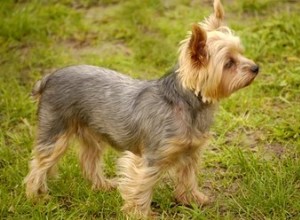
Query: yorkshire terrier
xmin=24 ymin=0 xmax=259 ymax=217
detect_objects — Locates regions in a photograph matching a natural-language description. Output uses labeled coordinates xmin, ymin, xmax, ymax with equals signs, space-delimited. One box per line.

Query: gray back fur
xmin=36 ymin=65 xmax=216 ymax=158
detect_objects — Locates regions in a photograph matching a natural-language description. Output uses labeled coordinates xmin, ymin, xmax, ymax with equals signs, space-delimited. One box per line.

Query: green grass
xmin=1 ymin=0 xmax=300 ymax=219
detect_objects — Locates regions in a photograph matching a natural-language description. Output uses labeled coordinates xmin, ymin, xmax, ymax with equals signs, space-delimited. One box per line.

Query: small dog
xmin=24 ymin=0 xmax=259 ymax=217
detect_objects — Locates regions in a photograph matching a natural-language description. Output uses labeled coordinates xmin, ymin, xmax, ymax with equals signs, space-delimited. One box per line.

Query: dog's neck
xmin=159 ymin=66 xmax=216 ymax=111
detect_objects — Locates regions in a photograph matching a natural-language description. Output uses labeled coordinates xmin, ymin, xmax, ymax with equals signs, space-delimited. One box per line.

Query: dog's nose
xmin=251 ymin=65 xmax=259 ymax=74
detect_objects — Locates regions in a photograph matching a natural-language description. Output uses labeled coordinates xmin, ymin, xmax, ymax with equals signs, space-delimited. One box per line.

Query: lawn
xmin=0 ymin=0 xmax=300 ymax=219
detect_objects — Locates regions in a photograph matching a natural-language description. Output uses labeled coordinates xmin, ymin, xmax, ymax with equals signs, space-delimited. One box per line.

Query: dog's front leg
xmin=173 ymin=152 xmax=209 ymax=207
xmin=117 ymin=151 xmax=161 ymax=218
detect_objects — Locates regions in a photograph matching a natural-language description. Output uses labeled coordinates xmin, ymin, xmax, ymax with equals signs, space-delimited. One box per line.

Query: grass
xmin=0 ymin=0 xmax=299 ymax=219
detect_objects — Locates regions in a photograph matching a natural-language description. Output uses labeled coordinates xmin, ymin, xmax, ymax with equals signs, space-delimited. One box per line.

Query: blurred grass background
xmin=0 ymin=0 xmax=299 ymax=219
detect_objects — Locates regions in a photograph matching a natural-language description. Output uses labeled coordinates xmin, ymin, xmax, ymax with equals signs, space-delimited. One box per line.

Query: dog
xmin=24 ymin=0 xmax=259 ymax=217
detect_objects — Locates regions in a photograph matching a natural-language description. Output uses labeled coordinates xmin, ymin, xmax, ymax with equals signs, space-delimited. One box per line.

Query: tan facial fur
xmin=178 ymin=0 xmax=259 ymax=103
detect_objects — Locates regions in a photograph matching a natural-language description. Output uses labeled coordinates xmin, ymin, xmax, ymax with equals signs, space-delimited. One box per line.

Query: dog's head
xmin=178 ymin=0 xmax=259 ymax=103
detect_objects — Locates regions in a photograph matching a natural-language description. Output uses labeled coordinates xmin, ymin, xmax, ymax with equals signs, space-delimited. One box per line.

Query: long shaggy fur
xmin=117 ymin=151 xmax=161 ymax=216
xmin=24 ymin=0 xmax=259 ymax=217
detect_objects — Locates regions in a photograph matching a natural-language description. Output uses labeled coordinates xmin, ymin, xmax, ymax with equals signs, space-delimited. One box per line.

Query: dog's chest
xmin=172 ymin=103 xmax=215 ymax=152
xmin=176 ymin=101 xmax=215 ymax=132
xmin=193 ymin=106 xmax=215 ymax=133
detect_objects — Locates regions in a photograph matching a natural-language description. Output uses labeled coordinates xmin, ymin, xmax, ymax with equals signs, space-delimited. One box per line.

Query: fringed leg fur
xmin=173 ymin=153 xmax=209 ymax=206
xmin=78 ymin=128 xmax=116 ymax=190
xmin=117 ymin=151 xmax=161 ymax=218
xmin=24 ymin=134 xmax=69 ymax=199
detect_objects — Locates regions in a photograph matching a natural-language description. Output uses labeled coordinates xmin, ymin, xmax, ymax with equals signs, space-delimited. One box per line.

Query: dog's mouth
xmin=244 ymin=76 xmax=256 ymax=87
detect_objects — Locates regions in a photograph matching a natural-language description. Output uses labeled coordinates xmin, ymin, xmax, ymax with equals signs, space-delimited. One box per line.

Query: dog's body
xmin=35 ymin=65 xmax=214 ymax=155
xmin=25 ymin=0 xmax=259 ymax=217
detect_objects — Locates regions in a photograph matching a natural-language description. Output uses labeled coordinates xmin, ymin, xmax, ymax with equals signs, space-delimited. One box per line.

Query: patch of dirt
xmin=222 ymin=129 xmax=266 ymax=151
xmin=264 ymin=143 xmax=286 ymax=159
xmin=69 ymin=41 xmax=132 ymax=60
xmin=84 ymin=4 xmax=122 ymax=23
xmin=63 ymin=31 xmax=100 ymax=49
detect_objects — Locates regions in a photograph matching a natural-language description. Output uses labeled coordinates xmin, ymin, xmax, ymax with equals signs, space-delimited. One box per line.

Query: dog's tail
xmin=201 ymin=0 xmax=225 ymax=31
xmin=31 ymin=74 xmax=51 ymax=101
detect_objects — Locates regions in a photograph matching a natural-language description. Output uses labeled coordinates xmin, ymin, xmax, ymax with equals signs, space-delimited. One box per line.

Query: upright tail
xmin=31 ymin=74 xmax=51 ymax=100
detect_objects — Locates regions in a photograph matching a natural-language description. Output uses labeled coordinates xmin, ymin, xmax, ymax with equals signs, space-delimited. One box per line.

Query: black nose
xmin=251 ymin=65 xmax=259 ymax=74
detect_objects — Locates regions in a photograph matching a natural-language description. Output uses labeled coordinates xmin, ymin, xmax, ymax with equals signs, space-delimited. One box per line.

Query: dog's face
xmin=178 ymin=0 xmax=259 ymax=103
xmin=206 ymin=28 xmax=259 ymax=99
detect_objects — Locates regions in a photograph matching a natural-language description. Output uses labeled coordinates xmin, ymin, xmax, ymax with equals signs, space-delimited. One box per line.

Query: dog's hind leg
xmin=78 ymin=128 xmax=116 ymax=190
xmin=24 ymin=115 xmax=71 ymax=199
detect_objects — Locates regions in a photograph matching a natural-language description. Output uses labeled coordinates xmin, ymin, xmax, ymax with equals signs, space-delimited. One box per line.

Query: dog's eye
xmin=225 ymin=59 xmax=235 ymax=69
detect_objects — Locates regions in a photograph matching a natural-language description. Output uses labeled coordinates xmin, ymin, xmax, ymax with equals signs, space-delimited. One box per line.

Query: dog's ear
xmin=189 ymin=24 xmax=207 ymax=67
xmin=213 ymin=0 xmax=224 ymax=21
xmin=202 ymin=0 xmax=225 ymax=31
